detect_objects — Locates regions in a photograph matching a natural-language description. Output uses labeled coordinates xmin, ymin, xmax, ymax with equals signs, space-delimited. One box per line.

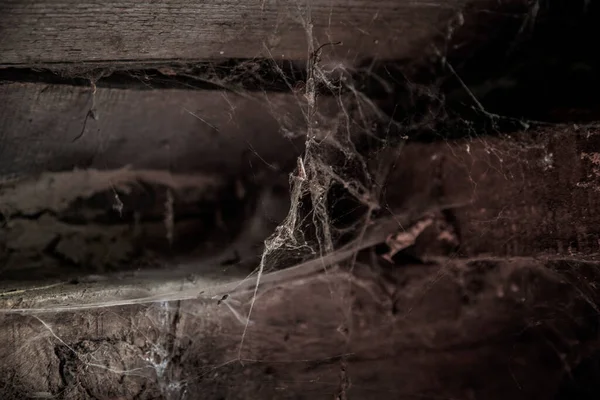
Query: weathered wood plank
xmin=0 ymin=82 xmax=340 ymax=179
xmin=0 ymin=203 xmax=432 ymax=296
xmin=386 ymin=128 xmax=600 ymax=258
xmin=2 ymin=80 xmax=599 ymax=263
xmin=0 ymin=257 xmax=597 ymax=399
xmin=2 ymin=82 xmax=599 ymax=264
xmin=0 ymin=0 xmax=470 ymax=65
xmin=0 ymin=168 xmax=277 ymax=281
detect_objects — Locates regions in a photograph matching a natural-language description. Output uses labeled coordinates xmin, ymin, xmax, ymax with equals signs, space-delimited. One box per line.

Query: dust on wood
xmin=0 ymin=257 xmax=598 ymax=399
xmin=0 ymin=167 xmax=294 ymax=282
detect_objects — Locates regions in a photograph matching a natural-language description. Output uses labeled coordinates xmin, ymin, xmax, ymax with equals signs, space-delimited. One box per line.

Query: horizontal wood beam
xmin=1 ymin=82 xmax=599 ymax=262
xmin=386 ymin=128 xmax=600 ymax=257
xmin=0 ymin=256 xmax=597 ymax=399
xmin=0 ymin=0 xmax=471 ymax=66
xmin=0 ymin=82 xmax=343 ymax=180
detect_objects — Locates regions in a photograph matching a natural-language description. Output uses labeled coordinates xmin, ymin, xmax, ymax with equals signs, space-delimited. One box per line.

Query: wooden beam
xmin=1 ymin=80 xmax=598 ymax=265
xmin=0 ymin=257 xmax=597 ymax=399
xmin=0 ymin=82 xmax=337 ymax=180
xmin=386 ymin=128 xmax=600 ymax=257
xmin=0 ymin=0 xmax=470 ymax=66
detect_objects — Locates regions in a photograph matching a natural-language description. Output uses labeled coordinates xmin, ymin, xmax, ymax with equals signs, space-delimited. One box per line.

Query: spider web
xmin=1 ymin=1 xmax=600 ymax=399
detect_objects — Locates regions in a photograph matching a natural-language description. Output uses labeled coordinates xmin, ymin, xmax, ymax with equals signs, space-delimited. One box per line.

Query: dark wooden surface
xmin=1 ymin=2 xmax=598 ymax=398
xmin=386 ymin=128 xmax=600 ymax=258
xmin=0 ymin=256 xmax=597 ymax=399
xmin=0 ymin=0 xmax=469 ymax=66
xmin=1 ymin=80 xmax=599 ymax=272
xmin=0 ymin=82 xmax=342 ymax=179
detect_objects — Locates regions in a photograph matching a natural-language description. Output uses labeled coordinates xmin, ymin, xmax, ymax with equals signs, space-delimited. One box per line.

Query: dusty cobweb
xmin=2 ymin=1 xmax=599 ymax=399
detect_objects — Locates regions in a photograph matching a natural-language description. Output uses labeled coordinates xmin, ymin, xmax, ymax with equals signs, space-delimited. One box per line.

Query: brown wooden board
xmin=2 ymin=82 xmax=599 ymax=265
xmin=0 ymin=82 xmax=343 ymax=179
xmin=0 ymin=256 xmax=598 ymax=399
xmin=0 ymin=0 xmax=474 ymax=66
xmin=385 ymin=127 xmax=600 ymax=258
xmin=1 ymin=80 xmax=599 ymax=270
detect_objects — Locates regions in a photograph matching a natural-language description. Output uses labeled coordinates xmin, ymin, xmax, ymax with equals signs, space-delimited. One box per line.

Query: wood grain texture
xmin=0 ymin=0 xmax=468 ymax=65
xmin=0 ymin=82 xmax=343 ymax=179
xmin=386 ymin=128 xmax=600 ymax=258
xmin=0 ymin=257 xmax=598 ymax=399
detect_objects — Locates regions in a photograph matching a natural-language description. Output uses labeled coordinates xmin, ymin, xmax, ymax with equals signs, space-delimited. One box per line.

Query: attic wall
xmin=1 ymin=1 xmax=599 ymax=399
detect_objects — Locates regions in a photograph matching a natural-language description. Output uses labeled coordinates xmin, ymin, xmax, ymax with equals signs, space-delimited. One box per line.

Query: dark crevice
xmin=0 ymin=59 xmax=329 ymax=93
xmin=556 ymin=350 xmax=600 ymax=400
xmin=441 ymin=0 xmax=600 ymax=125
xmin=43 ymin=235 xmax=81 ymax=269
xmin=54 ymin=344 xmax=76 ymax=388
xmin=4 ymin=210 xmax=57 ymax=221
xmin=358 ymin=0 xmax=600 ymax=139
